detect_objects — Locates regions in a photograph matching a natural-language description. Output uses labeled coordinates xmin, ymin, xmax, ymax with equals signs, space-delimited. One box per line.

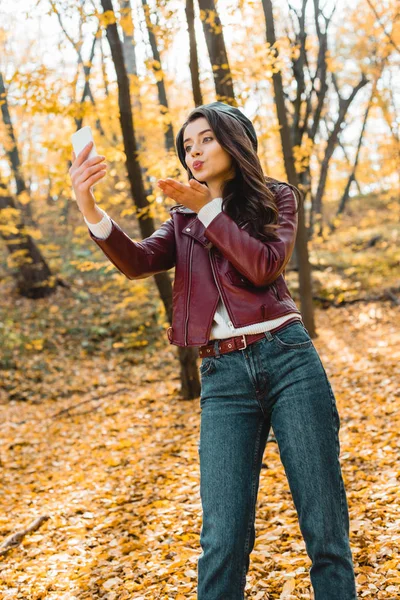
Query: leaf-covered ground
xmin=1 ymin=300 xmax=399 ymax=600
xmin=1 ymin=192 xmax=399 ymax=598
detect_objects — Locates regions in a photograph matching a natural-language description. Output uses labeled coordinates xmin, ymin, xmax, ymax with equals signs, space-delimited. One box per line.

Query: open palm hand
xmin=157 ymin=178 xmax=212 ymax=213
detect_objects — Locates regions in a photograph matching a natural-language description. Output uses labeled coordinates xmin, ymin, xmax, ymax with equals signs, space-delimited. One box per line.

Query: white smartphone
xmin=71 ymin=126 xmax=98 ymax=160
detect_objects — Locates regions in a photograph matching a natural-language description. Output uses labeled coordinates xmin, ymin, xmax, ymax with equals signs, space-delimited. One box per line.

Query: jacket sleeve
xmin=87 ymin=216 xmax=176 ymax=280
xmin=201 ymin=183 xmax=298 ymax=287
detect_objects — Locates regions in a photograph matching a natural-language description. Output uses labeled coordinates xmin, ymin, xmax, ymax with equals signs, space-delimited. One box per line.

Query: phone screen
xmin=71 ymin=126 xmax=98 ymax=159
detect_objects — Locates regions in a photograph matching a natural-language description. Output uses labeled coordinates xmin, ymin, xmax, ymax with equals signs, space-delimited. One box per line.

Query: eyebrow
xmin=183 ymin=129 xmax=213 ymax=144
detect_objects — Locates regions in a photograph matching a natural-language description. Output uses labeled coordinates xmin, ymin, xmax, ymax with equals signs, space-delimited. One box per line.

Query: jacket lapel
xmin=181 ymin=215 xmax=212 ymax=248
xmin=177 ymin=205 xmax=251 ymax=249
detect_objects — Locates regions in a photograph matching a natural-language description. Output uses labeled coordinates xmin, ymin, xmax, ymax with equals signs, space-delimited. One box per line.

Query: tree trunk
xmin=0 ymin=72 xmax=33 ymax=225
xmin=0 ymin=188 xmax=56 ymax=299
xmin=120 ymin=0 xmax=155 ymax=203
xmin=141 ymin=0 xmax=175 ymax=152
xmin=0 ymin=76 xmax=58 ymax=299
xmin=56 ymin=18 xmax=109 ymax=223
xmin=100 ymin=0 xmax=201 ymax=399
xmin=197 ymin=0 xmax=235 ymax=104
xmin=75 ymin=27 xmax=105 ymax=137
xmin=50 ymin=2 xmax=105 ymax=137
xmin=283 ymin=1 xmax=334 ymax=237
xmin=334 ymin=130 xmax=362 ymax=196
xmin=262 ymin=0 xmax=316 ymax=337
xmin=335 ymin=102 xmax=371 ymax=221
xmin=332 ymin=65 xmax=384 ymax=227
xmin=288 ymin=0 xmax=332 ymax=238
xmin=311 ymin=72 xmax=368 ymax=235
xmin=186 ymin=0 xmax=203 ymax=107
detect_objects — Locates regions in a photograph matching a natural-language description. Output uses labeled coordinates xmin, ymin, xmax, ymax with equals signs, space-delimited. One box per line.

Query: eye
xmin=185 ymin=136 xmax=213 ymax=153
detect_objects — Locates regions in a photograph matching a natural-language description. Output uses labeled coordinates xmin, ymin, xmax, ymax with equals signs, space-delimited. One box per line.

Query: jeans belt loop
xmin=213 ymin=339 xmax=221 ymax=358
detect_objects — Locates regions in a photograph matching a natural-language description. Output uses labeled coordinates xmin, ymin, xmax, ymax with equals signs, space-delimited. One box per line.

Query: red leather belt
xmin=198 ymin=317 xmax=303 ymax=358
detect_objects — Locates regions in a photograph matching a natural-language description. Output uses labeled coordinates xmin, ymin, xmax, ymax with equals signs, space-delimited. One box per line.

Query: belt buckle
xmin=237 ymin=334 xmax=247 ymax=351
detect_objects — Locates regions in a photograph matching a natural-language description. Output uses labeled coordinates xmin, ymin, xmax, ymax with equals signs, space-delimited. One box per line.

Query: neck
xmin=206 ymin=181 xmax=224 ymax=200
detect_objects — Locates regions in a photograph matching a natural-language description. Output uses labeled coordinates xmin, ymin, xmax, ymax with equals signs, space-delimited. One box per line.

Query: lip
xmin=192 ymin=161 xmax=204 ymax=170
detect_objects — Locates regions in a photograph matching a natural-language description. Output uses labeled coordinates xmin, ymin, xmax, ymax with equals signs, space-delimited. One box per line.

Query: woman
xmin=69 ymin=101 xmax=357 ymax=599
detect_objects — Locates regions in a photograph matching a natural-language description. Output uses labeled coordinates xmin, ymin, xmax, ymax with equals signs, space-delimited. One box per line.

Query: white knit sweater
xmin=84 ymin=197 xmax=302 ymax=340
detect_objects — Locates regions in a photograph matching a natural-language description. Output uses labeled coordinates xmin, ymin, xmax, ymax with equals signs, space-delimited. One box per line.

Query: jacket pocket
xmin=226 ymin=269 xmax=251 ymax=287
xmin=271 ymin=281 xmax=281 ymax=300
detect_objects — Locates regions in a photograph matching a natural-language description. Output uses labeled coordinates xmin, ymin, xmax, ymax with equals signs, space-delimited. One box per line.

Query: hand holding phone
xmin=69 ymin=127 xmax=107 ymax=218
xmin=71 ymin=126 xmax=98 ymax=159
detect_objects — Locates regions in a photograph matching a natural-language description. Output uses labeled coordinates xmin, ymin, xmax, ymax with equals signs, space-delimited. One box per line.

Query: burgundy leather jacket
xmin=87 ymin=182 xmax=301 ymax=347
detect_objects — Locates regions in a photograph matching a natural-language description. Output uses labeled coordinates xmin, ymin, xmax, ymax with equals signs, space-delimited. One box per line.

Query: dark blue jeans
xmin=197 ymin=321 xmax=357 ymax=599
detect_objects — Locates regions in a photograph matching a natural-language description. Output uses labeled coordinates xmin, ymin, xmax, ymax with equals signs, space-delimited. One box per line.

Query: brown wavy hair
xmin=175 ymin=106 xmax=304 ymax=242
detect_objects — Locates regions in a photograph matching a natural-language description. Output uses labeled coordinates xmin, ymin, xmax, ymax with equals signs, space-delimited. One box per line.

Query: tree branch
xmin=0 ymin=516 xmax=50 ymax=557
xmin=365 ymin=0 xmax=400 ymax=53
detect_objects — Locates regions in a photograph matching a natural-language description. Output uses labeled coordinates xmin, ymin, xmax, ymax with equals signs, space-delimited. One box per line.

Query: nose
xmin=190 ymin=144 xmax=202 ymax=158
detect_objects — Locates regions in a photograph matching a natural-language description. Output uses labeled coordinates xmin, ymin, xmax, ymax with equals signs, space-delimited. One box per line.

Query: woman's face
xmin=183 ymin=117 xmax=234 ymax=190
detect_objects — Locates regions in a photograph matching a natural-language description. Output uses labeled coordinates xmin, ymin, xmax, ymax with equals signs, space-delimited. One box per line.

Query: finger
xmin=75 ymin=155 xmax=106 ymax=180
xmin=75 ymin=141 xmax=94 ymax=167
xmin=80 ymin=164 xmax=107 ymax=184
xmin=189 ymin=179 xmax=206 ymax=188
xmin=87 ymin=154 xmax=106 ymax=167
xmin=163 ymin=178 xmax=187 ymax=191
xmin=159 ymin=189 xmax=181 ymax=201
xmin=72 ymin=151 xmax=76 ymax=160
xmin=167 ymin=181 xmax=193 ymax=197
xmin=158 ymin=183 xmax=182 ymax=200
xmin=78 ymin=169 xmax=107 ymax=190
xmin=162 ymin=185 xmax=185 ymax=199
xmin=158 ymin=179 xmax=183 ymax=193
xmin=158 ymin=178 xmax=187 ymax=191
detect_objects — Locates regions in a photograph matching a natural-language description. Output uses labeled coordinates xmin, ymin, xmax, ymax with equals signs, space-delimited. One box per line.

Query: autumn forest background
xmin=0 ymin=0 xmax=399 ymax=598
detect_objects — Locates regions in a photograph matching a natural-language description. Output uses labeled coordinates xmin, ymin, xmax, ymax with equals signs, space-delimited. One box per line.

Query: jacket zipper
xmin=209 ymin=248 xmax=235 ymax=325
xmin=261 ymin=282 xmax=282 ymax=320
xmin=184 ymin=238 xmax=194 ymax=345
xmin=271 ymin=281 xmax=281 ymax=300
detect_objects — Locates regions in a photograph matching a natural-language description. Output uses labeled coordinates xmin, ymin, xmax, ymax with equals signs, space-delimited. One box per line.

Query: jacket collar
xmin=171 ymin=204 xmax=250 ymax=248
xmin=169 ymin=204 xmax=197 ymax=214
xmin=169 ymin=205 xmax=212 ymax=246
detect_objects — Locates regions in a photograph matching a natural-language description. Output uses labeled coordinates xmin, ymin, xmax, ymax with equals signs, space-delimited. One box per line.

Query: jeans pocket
xmin=273 ymin=321 xmax=313 ymax=350
xmin=199 ymin=357 xmax=216 ymax=377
